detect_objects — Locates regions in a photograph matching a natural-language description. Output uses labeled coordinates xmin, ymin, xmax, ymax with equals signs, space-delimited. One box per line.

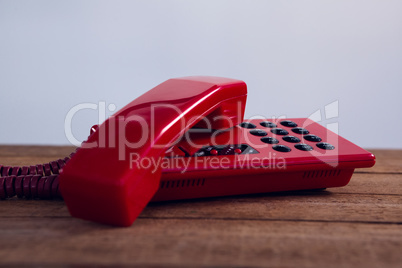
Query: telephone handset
xmin=60 ymin=77 xmax=248 ymax=226
xmin=0 ymin=76 xmax=375 ymax=227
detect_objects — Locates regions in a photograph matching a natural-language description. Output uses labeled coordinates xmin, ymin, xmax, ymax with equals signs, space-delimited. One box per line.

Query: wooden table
xmin=0 ymin=146 xmax=401 ymax=267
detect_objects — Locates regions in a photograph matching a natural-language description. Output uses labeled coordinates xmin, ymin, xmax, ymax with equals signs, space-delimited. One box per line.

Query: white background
xmin=0 ymin=0 xmax=401 ymax=148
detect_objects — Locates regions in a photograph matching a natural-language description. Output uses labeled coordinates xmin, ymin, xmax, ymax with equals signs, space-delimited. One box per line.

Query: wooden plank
xmin=0 ymin=146 xmax=400 ymax=173
xmin=334 ymin=173 xmax=402 ymax=195
xmin=0 ymin=145 xmax=75 ymax=158
xmin=0 ymin=145 xmax=76 ymax=166
xmin=143 ymin=191 xmax=402 ymax=224
xmin=356 ymin=149 xmax=402 ymax=174
xmin=0 ymin=172 xmax=400 ymax=224
xmin=0 ymin=218 xmax=400 ymax=267
xmin=1 ymin=181 xmax=401 ymax=224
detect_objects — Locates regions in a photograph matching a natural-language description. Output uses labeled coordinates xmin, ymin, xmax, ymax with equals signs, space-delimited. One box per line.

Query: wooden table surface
xmin=0 ymin=145 xmax=401 ymax=267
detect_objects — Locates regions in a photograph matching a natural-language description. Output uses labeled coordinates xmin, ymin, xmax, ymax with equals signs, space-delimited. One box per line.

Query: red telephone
xmin=0 ymin=76 xmax=375 ymax=227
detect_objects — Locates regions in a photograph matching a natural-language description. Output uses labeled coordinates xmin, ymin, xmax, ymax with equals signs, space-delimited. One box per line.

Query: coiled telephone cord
xmin=0 ymin=151 xmax=77 ymax=199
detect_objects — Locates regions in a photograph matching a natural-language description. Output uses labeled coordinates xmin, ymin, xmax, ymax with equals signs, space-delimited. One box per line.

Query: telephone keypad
xmin=182 ymin=119 xmax=335 ymax=157
xmin=247 ymin=120 xmax=331 ymax=153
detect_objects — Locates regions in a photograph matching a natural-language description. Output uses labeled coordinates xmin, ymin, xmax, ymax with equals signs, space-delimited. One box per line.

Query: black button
xmin=295 ymin=144 xmax=313 ymax=151
xmin=303 ymin=134 xmax=322 ymax=142
xmin=218 ymin=145 xmax=235 ymax=155
xmin=260 ymin=121 xmax=277 ymax=128
xmin=271 ymin=128 xmax=289 ymax=135
xmin=261 ymin=137 xmax=279 ymax=144
xmin=250 ymin=129 xmax=268 ymax=136
xmin=316 ymin=142 xmax=335 ymax=150
xmin=240 ymin=122 xmax=256 ymax=129
xmin=292 ymin=127 xmax=309 ymax=135
xmin=272 ymin=145 xmax=291 ymax=152
xmin=280 ymin=120 xmax=298 ymax=127
xmin=282 ymin=136 xmax=301 ymax=143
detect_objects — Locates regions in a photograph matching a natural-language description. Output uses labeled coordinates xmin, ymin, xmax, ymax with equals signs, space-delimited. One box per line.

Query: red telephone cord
xmin=0 ymin=151 xmax=77 ymax=199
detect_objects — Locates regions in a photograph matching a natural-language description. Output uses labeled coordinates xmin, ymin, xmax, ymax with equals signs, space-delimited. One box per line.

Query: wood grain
xmin=0 ymin=218 xmax=401 ymax=267
xmin=0 ymin=145 xmax=401 ymax=267
xmin=0 ymin=145 xmax=76 ymax=166
xmin=355 ymin=149 xmax=402 ymax=174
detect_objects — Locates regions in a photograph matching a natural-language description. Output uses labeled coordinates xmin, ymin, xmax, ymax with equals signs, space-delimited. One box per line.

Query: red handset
xmin=59 ymin=77 xmax=247 ymax=226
